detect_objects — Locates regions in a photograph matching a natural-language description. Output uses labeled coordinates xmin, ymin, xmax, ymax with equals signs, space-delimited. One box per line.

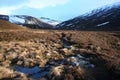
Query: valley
xmin=0 ymin=2 xmax=120 ymax=80
xmin=0 ymin=29 xmax=120 ymax=80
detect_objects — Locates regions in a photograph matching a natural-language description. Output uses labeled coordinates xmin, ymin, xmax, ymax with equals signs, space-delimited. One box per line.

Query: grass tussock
xmin=0 ymin=29 xmax=120 ymax=80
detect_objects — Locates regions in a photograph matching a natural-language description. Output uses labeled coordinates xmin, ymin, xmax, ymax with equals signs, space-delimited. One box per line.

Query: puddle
xmin=63 ymin=43 xmax=71 ymax=49
xmin=76 ymin=54 xmax=95 ymax=68
xmin=12 ymin=54 xmax=95 ymax=79
xmin=63 ymin=43 xmax=95 ymax=68
xmin=12 ymin=66 xmax=48 ymax=79
xmin=67 ymin=55 xmax=95 ymax=68
xmin=31 ymin=71 xmax=48 ymax=79
xmin=12 ymin=66 xmax=40 ymax=74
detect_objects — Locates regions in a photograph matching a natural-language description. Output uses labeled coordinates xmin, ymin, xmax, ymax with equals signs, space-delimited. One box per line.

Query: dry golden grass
xmin=0 ymin=29 xmax=120 ymax=80
xmin=0 ymin=30 xmax=119 ymax=55
xmin=0 ymin=20 xmax=27 ymax=29
xmin=47 ymin=65 xmax=86 ymax=80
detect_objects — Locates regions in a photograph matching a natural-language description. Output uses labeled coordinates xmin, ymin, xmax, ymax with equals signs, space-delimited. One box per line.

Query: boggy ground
xmin=0 ymin=29 xmax=120 ymax=80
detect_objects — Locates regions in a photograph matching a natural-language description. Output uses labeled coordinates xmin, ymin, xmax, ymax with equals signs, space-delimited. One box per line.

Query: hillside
xmin=57 ymin=3 xmax=120 ymax=31
xmin=0 ymin=15 xmax=54 ymax=29
xmin=0 ymin=20 xmax=27 ymax=29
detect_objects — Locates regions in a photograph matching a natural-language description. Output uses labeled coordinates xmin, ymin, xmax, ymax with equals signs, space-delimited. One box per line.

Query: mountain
xmin=0 ymin=20 xmax=27 ymax=29
xmin=0 ymin=15 xmax=53 ymax=29
xmin=57 ymin=3 xmax=120 ymax=31
xmin=40 ymin=17 xmax=60 ymax=26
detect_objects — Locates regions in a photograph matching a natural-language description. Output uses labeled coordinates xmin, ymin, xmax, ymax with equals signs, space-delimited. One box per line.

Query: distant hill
xmin=0 ymin=20 xmax=27 ymax=29
xmin=0 ymin=15 xmax=54 ymax=29
xmin=57 ymin=3 xmax=120 ymax=31
xmin=40 ymin=17 xmax=60 ymax=26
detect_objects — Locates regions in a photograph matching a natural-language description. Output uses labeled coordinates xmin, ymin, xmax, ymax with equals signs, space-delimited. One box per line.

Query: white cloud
xmin=0 ymin=7 xmax=18 ymax=15
xmin=27 ymin=0 xmax=69 ymax=9
xmin=0 ymin=0 xmax=69 ymax=15
xmin=0 ymin=0 xmax=119 ymax=15
xmin=0 ymin=4 xmax=25 ymax=15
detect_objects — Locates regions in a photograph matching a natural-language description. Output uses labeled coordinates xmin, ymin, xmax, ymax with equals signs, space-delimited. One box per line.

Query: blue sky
xmin=0 ymin=0 xmax=120 ymax=21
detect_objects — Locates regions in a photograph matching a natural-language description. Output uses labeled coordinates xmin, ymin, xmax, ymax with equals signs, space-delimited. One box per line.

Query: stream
xmin=12 ymin=39 xmax=96 ymax=79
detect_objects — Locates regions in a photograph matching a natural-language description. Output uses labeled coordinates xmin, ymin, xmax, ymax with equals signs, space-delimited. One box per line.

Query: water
xmin=63 ymin=43 xmax=95 ymax=68
xmin=67 ymin=55 xmax=95 ymax=68
xmin=12 ymin=66 xmax=48 ymax=79
xmin=31 ymin=71 xmax=48 ymax=79
xmin=12 ymin=66 xmax=40 ymax=74
xmin=12 ymin=54 xmax=95 ymax=79
xmin=63 ymin=43 xmax=72 ymax=49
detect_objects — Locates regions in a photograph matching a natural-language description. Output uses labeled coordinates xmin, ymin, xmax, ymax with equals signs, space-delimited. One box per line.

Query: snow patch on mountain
xmin=66 ymin=23 xmax=73 ymax=26
xmin=40 ymin=17 xmax=60 ymax=26
xmin=9 ymin=15 xmax=25 ymax=24
xmin=97 ymin=22 xmax=109 ymax=27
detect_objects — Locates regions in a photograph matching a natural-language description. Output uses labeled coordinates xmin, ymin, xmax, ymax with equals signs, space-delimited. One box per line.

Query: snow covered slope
xmin=57 ymin=3 xmax=120 ymax=31
xmin=40 ymin=17 xmax=60 ymax=26
xmin=0 ymin=15 xmax=54 ymax=29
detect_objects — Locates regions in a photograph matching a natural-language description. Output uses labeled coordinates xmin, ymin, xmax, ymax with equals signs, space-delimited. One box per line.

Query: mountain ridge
xmin=56 ymin=3 xmax=120 ymax=31
xmin=0 ymin=15 xmax=57 ymax=29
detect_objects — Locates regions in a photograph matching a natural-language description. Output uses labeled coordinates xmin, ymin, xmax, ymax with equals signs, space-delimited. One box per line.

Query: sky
xmin=0 ymin=0 xmax=120 ymax=21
